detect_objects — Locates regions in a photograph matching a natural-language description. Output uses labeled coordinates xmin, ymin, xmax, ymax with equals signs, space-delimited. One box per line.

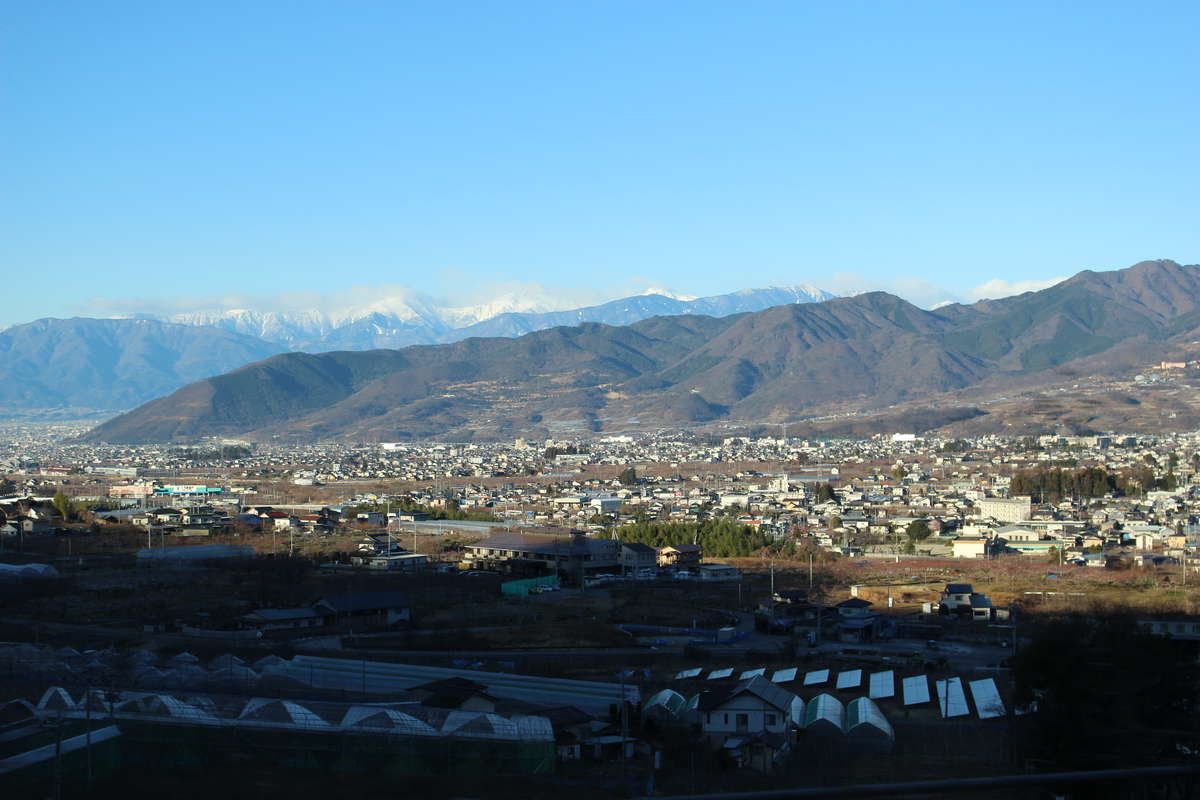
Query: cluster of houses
xmin=11 ymin=429 xmax=1200 ymax=579
xmin=126 ymin=505 xmax=343 ymax=538
xmin=460 ymin=531 xmax=740 ymax=585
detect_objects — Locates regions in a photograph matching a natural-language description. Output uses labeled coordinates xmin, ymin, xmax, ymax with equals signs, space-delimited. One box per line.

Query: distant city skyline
xmin=3 ymin=2 xmax=1198 ymax=328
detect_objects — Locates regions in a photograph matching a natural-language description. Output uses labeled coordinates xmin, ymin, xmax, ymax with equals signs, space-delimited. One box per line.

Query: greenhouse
xmin=30 ymin=687 xmax=556 ymax=777
xmin=844 ymin=697 xmax=894 ymax=753
xmin=802 ymin=693 xmax=844 ymax=736
xmin=643 ymin=688 xmax=687 ymax=721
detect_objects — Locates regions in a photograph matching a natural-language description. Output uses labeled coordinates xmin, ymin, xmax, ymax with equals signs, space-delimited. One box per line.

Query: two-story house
xmin=940 ymin=583 xmax=974 ymax=611
xmin=657 ymin=544 xmax=702 ymax=568
xmin=696 ymin=676 xmax=803 ymax=770
xmin=619 ymin=542 xmax=657 ymax=575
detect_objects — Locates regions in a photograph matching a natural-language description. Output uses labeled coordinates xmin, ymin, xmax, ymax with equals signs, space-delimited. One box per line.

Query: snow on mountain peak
xmin=637 ymin=287 xmax=697 ymax=301
xmin=121 ymin=281 xmax=836 ymax=351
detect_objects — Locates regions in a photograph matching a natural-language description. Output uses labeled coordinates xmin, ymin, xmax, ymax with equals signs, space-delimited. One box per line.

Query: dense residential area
xmin=3 ymin=428 xmax=1200 ymax=796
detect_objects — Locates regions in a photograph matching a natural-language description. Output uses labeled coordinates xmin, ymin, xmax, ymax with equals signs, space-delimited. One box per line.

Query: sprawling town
xmin=3 ymin=425 xmax=1199 ymax=797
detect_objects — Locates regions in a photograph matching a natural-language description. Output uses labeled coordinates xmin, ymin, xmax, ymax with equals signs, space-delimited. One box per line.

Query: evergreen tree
xmin=905 ymin=520 xmax=932 ymax=541
xmin=51 ymin=490 xmax=72 ymax=521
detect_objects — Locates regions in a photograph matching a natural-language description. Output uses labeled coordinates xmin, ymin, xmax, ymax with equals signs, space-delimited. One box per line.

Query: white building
xmin=952 ymin=536 xmax=989 ymax=559
xmin=698 ymin=676 xmax=804 ymax=753
xmin=977 ymin=496 xmax=1032 ymax=523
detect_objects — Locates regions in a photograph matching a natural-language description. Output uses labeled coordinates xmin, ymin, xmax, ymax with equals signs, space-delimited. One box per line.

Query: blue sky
xmin=3 ymin=1 xmax=1198 ymax=326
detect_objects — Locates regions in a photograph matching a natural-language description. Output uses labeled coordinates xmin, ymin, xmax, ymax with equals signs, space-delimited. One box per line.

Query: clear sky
xmin=3 ymin=1 xmax=1198 ymax=326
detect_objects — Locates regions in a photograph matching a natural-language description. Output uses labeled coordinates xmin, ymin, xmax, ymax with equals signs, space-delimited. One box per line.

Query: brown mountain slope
xmin=82 ymin=259 xmax=1200 ymax=443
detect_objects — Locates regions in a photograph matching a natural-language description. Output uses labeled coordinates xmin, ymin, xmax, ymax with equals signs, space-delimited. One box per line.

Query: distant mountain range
xmin=159 ymin=284 xmax=836 ymax=350
xmin=0 ymin=318 xmax=285 ymax=415
xmin=81 ymin=259 xmax=1200 ymax=443
xmin=0 ymin=285 xmax=832 ymax=414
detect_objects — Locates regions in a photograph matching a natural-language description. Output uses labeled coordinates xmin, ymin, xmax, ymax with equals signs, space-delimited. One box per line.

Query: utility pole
xmin=386 ymin=501 xmax=393 ymax=555
xmin=52 ymin=711 xmax=64 ymax=800
xmin=84 ymin=685 xmax=92 ymax=788
xmin=815 ymin=589 xmax=823 ymax=647
xmin=619 ymin=678 xmax=628 ymax=790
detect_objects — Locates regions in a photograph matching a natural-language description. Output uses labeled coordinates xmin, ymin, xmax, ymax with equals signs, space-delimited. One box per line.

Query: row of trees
xmin=601 ymin=518 xmax=773 ymax=558
xmin=1009 ymin=465 xmax=1180 ymax=503
xmin=1009 ymin=466 xmax=1119 ymax=502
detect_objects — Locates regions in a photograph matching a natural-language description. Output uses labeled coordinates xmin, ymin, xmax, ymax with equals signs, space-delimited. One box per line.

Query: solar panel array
xmin=935 ymin=677 xmax=970 ymax=718
xmin=835 ymin=669 xmax=863 ymax=690
xmin=901 ymin=675 xmax=931 ymax=706
xmin=868 ymin=670 xmax=894 ymax=700
xmin=669 ymin=657 xmax=1007 ymax=722
xmin=771 ymin=667 xmax=798 ymax=684
xmin=803 ymin=668 xmax=831 ymax=686
xmin=968 ymin=678 xmax=1005 ymax=719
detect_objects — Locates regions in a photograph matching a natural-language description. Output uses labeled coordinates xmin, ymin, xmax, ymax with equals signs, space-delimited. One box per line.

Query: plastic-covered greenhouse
xmin=643 ymin=689 xmax=687 ymax=721
xmin=31 ymin=687 xmax=556 ymax=776
xmin=802 ymin=693 xmax=844 ymax=736
xmin=844 ymin=697 xmax=894 ymax=753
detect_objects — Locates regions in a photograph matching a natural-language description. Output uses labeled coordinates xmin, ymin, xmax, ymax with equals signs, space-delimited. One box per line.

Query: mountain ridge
xmin=0 ymin=318 xmax=286 ymax=414
xmin=82 ymin=259 xmax=1200 ymax=444
xmin=150 ymin=284 xmax=837 ymax=350
xmin=0 ymin=285 xmax=833 ymax=415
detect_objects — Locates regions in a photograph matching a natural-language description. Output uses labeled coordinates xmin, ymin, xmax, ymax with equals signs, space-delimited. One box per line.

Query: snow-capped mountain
xmin=0 ymin=283 xmax=837 ymax=415
xmin=155 ymin=285 xmax=837 ymax=351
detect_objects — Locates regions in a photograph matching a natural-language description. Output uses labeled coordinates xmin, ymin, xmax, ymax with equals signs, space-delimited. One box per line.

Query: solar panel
xmin=935 ymin=677 xmax=969 ymax=718
xmin=803 ymin=669 xmax=830 ymax=686
xmin=968 ymin=678 xmax=1005 ymax=719
xmin=835 ymin=669 xmax=863 ymax=689
xmin=674 ymin=668 xmax=702 ymax=680
xmin=739 ymin=668 xmax=765 ymax=681
xmin=707 ymin=668 xmax=734 ymax=680
xmin=868 ymin=670 xmax=895 ymax=700
xmin=771 ymin=667 xmax=798 ymax=684
xmin=902 ymin=675 xmax=930 ymax=705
